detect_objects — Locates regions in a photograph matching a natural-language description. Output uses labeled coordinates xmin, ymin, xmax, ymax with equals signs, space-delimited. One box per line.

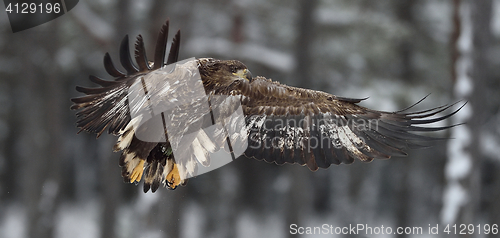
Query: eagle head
xmin=197 ymin=58 xmax=252 ymax=90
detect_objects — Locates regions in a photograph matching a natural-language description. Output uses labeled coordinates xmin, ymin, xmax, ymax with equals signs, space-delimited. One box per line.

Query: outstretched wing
xmin=238 ymin=76 xmax=464 ymax=171
xmin=71 ymin=20 xmax=189 ymax=192
xmin=71 ymin=21 xmax=181 ymax=137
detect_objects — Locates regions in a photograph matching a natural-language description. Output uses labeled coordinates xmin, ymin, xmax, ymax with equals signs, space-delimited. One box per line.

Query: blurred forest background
xmin=1 ymin=0 xmax=500 ymax=237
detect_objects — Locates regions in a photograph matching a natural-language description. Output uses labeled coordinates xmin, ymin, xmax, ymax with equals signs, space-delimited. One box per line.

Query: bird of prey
xmin=71 ymin=20 xmax=463 ymax=193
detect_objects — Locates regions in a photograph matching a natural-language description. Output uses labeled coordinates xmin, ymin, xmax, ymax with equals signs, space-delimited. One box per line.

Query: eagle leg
xmin=130 ymin=159 xmax=145 ymax=183
xmin=166 ymin=163 xmax=181 ymax=189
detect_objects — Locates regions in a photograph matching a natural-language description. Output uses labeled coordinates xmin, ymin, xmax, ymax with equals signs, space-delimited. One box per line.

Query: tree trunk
xmin=442 ymin=1 xmax=492 ymax=237
xmin=12 ymin=26 xmax=61 ymax=238
xmin=99 ymin=1 xmax=131 ymax=237
xmin=286 ymin=0 xmax=317 ymax=237
xmin=292 ymin=0 xmax=317 ymax=88
xmin=393 ymin=1 xmax=416 ymax=236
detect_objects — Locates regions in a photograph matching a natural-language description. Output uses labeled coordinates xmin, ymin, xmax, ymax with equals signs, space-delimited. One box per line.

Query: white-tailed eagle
xmin=71 ymin=20 xmax=463 ymax=192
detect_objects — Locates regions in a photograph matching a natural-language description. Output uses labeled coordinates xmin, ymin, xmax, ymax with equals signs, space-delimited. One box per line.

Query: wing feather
xmin=134 ymin=35 xmax=150 ymax=72
xmin=153 ymin=20 xmax=169 ymax=70
xmin=239 ymin=77 xmax=463 ymax=170
xmin=167 ymin=30 xmax=181 ymax=65
xmin=89 ymin=75 xmax=120 ymax=87
xmin=119 ymin=35 xmax=139 ymax=74
xmin=103 ymin=52 xmax=126 ymax=78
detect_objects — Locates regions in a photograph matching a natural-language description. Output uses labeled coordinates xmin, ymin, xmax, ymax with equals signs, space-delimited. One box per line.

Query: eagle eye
xmin=229 ymin=65 xmax=238 ymax=73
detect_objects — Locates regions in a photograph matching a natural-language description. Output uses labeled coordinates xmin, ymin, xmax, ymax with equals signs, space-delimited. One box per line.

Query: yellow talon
xmin=166 ymin=163 xmax=181 ymax=189
xmin=130 ymin=160 xmax=145 ymax=183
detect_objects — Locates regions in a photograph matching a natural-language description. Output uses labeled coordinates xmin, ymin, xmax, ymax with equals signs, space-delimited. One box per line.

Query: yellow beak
xmin=234 ymin=69 xmax=253 ymax=81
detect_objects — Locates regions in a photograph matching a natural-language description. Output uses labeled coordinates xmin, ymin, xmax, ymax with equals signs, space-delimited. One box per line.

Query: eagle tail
xmin=143 ymin=144 xmax=167 ymax=193
xmin=140 ymin=143 xmax=190 ymax=193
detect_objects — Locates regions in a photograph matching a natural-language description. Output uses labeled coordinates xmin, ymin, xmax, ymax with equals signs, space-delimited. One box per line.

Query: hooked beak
xmin=234 ymin=68 xmax=253 ymax=81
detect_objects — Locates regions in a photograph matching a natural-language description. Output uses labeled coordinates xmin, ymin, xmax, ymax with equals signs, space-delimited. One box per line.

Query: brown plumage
xmin=71 ymin=20 xmax=464 ymax=193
